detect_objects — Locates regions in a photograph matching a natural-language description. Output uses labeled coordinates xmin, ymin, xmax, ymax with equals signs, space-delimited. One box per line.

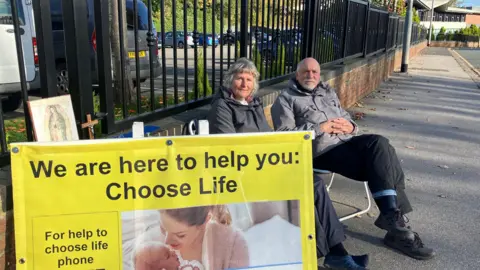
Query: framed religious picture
xmin=27 ymin=95 xmax=79 ymax=142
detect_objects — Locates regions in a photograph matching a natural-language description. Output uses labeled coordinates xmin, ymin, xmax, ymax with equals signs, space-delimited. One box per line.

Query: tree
xmin=436 ymin=26 xmax=446 ymax=40
xmin=413 ymin=8 xmax=421 ymax=23
xmin=142 ymin=0 xmax=161 ymax=13
xmin=396 ymin=0 xmax=406 ymax=16
xmin=110 ymin=0 xmax=135 ymax=106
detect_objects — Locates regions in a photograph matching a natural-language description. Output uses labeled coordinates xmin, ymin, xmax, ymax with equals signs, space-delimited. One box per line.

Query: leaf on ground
xmin=367 ymin=213 xmax=376 ymax=218
xmin=438 ymin=165 xmax=449 ymax=169
xmin=354 ymin=112 xmax=365 ymax=120
xmin=355 ymin=102 xmax=365 ymax=108
xmin=405 ymin=146 xmax=416 ymax=149
xmin=369 ymin=108 xmax=377 ymax=111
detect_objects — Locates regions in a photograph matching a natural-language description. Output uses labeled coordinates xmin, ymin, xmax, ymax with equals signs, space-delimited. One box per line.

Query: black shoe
xmin=374 ymin=209 xmax=411 ymax=234
xmin=323 ymin=254 xmax=368 ymax=269
xmin=352 ymin=254 xmax=369 ymax=268
xmin=384 ymin=230 xmax=436 ymax=260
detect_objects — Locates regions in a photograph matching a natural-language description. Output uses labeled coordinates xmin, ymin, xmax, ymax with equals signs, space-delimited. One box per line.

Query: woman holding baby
xmin=133 ymin=205 xmax=249 ymax=270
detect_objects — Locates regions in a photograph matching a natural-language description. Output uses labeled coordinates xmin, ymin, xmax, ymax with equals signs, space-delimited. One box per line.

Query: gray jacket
xmin=271 ymin=79 xmax=358 ymax=157
xmin=208 ymin=86 xmax=272 ymax=134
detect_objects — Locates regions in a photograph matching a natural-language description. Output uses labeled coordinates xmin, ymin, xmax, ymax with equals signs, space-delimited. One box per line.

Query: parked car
xmin=0 ymin=0 xmax=39 ymax=112
xmin=50 ymin=0 xmax=161 ymax=94
xmin=157 ymin=31 xmax=162 ymax=48
xmin=162 ymin=31 xmax=194 ymax=48
xmin=198 ymin=34 xmax=219 ymax=47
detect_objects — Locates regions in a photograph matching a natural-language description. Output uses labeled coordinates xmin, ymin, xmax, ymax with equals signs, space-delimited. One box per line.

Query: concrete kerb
xmin=449 ymin=48 xmax=480 ymax=88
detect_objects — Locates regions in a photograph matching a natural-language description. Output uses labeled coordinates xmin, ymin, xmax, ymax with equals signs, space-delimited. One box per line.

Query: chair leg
xmin=339 ymin=181 xmax=372 ymax=222
xmin=326 ymin=173 xmax=335 ymax=192
xmin=314 ymin=170 xmax=373 ymax=222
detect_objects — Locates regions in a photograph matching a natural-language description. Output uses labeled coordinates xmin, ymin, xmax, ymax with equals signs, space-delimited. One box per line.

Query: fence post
xmin=341 ymin=0 xmax=351 ymax=61
xmin=240 ymin=0 xmax=249 ymax=57
xmin=10 ymin=0 xmax=34 ymax=141
xmin=32 ymin=0 xmax=58 ymax=98
xmin=384 ymin=14 xmax=390 ymax=51
xmin=393 ymin=18 xmax=398 ymax=48
xmin=302 ymin=0 xmax=318 ymax=58
xmin=61 ymin=0 xmax=95 ymax=139
xmin=93 ymin=0 xmax=115 ymax=135
xmin=363 ymin=2 xmax=370 ymax=57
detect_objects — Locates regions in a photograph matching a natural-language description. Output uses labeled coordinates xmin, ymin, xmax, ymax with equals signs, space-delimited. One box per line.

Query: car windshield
xmin=0 ymin=0 xmax=25 ymax=25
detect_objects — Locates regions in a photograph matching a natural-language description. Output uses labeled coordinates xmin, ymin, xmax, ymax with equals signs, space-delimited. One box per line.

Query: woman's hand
xmin=134 ymin=243 xmax=180 ymax=270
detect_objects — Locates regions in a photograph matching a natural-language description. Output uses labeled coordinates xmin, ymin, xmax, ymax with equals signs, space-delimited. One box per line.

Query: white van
xmin=0 ymin=0 xmax=39 ymax=112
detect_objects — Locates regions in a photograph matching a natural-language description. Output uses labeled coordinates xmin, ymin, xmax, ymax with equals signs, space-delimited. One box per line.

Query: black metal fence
xmin=1 ymin=0 xmax=427 ymax=166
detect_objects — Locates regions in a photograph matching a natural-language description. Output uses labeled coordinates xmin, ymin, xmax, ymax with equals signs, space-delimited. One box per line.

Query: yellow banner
xmin=11 ymin=132 xmax=317 ymax=270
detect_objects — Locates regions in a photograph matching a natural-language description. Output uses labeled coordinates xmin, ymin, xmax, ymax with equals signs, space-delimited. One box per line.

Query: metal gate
xmin=0 ymin=0 xmax=427 ymax=166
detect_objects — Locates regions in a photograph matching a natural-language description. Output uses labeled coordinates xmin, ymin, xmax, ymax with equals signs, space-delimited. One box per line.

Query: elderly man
xmin=209 ymin=58 xmax=369 ymax=269
xmin=271 ymin=57 xmax=435 ymax=260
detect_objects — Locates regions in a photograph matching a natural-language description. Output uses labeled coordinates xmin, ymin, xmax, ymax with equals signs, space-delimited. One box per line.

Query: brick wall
xmin=0 ymin=212 xmax=14 ymax=270
xmin=328 ymin=42 xmax=426 ymax=109
xmin=466 ymin=14 xmax=480 ymax=25
xmin=0 ymin=178 xmax=14 ymax=270
xmin=263 ymin=41 xmax=427 ymax=126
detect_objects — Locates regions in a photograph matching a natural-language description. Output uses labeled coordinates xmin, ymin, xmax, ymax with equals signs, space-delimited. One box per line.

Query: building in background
xmin=415 ymin=0 xmax=480 ymax=35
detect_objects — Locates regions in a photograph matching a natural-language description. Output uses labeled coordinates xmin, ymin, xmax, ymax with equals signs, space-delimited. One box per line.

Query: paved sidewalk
xmin=321 ymin=47 xmax=480 ymax=269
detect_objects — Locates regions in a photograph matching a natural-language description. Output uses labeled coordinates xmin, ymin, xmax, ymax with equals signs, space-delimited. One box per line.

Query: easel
xmin=81 ymin=114 xmax=99 ymax=139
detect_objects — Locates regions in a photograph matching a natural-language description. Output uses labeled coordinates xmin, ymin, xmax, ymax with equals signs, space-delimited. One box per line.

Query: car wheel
xmin=1 ymin=92 xmax=22 ymax=113
xmin=56 ymin=62 xmax=69 ymax=95
xmin=178 ymin=42 xmax=184 ymax=49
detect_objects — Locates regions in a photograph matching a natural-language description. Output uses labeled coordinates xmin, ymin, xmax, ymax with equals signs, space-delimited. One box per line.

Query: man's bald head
xmin=295 ymin=57 xmax=321 ymax=91
xmin=296 ymin=57 xmax=320 ymax=72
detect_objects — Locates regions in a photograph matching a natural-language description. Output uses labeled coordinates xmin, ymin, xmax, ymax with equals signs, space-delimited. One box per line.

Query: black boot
xmin=374 ymin=209 xmax=411 ymax=234
xmin=384 ymin=230 xmax=436 ymax=260
xmin=374 ymin=195 xmax=410 ymax=234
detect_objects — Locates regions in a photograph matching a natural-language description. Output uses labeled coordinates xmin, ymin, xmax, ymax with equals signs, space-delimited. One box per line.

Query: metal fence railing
xmin=1 ymin=0 xmax=428 ymax=166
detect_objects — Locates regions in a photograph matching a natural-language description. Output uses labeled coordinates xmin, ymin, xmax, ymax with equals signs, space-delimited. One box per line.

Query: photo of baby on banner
xmin=121 ymin=200 xmax=302 ymax=270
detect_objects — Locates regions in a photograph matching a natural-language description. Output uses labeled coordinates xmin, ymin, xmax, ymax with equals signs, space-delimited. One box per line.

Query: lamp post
xmin=428 ymin=0 xmax=435 ymax=46
xmin=401 ymin=0 xmax=414 ymax=72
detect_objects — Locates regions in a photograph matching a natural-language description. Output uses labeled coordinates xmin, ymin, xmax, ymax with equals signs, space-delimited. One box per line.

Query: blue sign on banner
xmin=113 ymin=125 xmax=160 ymax=138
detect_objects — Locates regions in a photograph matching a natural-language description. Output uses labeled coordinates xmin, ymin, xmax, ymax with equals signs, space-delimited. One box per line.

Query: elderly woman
xmin=207 ymin=58 xmax=271 ymax=134
xmin=207 ymin=58 xmax=369 ymax=269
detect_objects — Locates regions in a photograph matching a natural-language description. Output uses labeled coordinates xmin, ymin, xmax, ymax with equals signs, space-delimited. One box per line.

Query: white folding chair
xmin=313 ymin=169 xmax=372 ymax=222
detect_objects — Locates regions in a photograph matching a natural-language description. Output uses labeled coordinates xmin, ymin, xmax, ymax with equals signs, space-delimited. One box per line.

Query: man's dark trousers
xmin=313 ymin=173 xmax=346 ymax=257
xmin=313 ymin=134 xmax=413 ymax=215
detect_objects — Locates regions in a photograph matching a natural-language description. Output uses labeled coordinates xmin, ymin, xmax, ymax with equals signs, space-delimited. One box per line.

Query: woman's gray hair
xmin=223 ymin=57 xmax=261 ymax=95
